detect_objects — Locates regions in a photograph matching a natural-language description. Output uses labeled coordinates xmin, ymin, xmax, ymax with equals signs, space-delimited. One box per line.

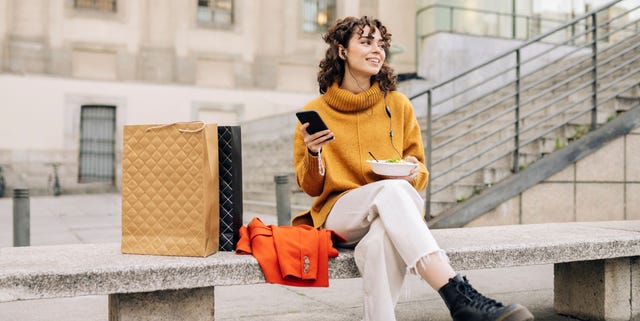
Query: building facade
xmin=0 ymin=0 xmax=629 ymax=196
xmin=0 ymin=0 xmax=419 ymax=195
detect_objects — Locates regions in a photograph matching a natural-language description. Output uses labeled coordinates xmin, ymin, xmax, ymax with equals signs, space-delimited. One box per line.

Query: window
xmin=302 ymin=0 xmax=336 ymax=33
xmin=78 ymin=105 xmax=116 ymax=184
xmin=197 ymin=0 xmax=234 ymax=29
xmin=74 ymin=0 xmax=117 ymax=12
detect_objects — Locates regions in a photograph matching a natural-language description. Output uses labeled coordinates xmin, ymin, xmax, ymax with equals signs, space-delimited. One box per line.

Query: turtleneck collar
xmin=323 ymin=82 xmax=384 ymax=113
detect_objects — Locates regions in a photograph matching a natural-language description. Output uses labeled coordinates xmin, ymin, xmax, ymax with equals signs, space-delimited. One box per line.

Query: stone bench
xmin=1 ymin=220 xmax=639 ymax=320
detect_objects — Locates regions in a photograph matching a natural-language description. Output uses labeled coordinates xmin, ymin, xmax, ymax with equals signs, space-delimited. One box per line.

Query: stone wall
xmin=468 ymin=125 xmax=640 ymax=226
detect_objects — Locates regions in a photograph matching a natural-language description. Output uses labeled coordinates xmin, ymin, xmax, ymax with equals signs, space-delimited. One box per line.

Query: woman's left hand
xmin=386 ymin=156 xmax=419 ymax=182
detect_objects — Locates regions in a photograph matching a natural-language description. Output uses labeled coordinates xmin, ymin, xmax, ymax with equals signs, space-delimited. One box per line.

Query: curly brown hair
xmin=318 ymin=16 xmax=397 ymax=94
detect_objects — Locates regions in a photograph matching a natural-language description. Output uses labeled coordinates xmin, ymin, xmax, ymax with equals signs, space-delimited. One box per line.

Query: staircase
xmin=240 ymin=0 xmax=640 ymax=220
xmin=414 ymin=0 xmax=640 ymax=225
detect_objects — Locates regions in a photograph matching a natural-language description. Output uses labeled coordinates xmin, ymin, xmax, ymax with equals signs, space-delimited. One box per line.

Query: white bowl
xmin=366 ymin=160 xmax=418 ymax=176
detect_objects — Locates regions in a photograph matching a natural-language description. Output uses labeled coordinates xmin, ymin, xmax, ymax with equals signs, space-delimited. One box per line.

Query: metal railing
xmin=410 ymin=0 xmax=640 ymax=220
xmin=414 ymin=3 xmax=582 ymax=71
xmin=416 ymin=4 xmax=571 ymax=40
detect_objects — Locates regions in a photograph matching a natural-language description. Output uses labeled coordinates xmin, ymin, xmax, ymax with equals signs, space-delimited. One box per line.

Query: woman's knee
xmin=380 ymin=179 xmax=411 ymax=189
xmin=375 ymin=179 xmax=425 ymax=219
xmin=380 ymin=179 xmax=422 ymax=199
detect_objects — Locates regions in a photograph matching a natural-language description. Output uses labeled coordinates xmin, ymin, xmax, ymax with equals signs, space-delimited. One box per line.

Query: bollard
xmin=13 ymin=188 xmax=30 ymax=246
xmin=274 ymin=175 xmax=291 ymax=226
xmin=0 ymin=166 xmax=5 ymax=198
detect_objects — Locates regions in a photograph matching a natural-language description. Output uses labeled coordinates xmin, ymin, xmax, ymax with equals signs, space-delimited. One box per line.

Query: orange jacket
xmin=236 ymin=217 xmax=345 ymax=287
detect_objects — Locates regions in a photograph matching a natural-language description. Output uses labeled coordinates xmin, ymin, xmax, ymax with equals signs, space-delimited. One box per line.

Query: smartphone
xmin=295 ymin=110 xmax=334 ymax=141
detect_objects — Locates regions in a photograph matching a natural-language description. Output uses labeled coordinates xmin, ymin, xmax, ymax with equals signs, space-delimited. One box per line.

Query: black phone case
xmin=296 ymin=110 xmax=329 ymax=135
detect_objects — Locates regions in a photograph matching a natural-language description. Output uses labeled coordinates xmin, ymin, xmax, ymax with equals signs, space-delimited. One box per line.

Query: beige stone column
xmin=253 ymin=0 xmax=284 ymax=89
xmin=138 ymin=0 xmax=177 ymax=82
xmin=6 ymin=0 xmax=49 ymax=73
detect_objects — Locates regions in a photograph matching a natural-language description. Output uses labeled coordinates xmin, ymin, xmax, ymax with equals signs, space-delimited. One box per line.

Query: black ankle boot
xmin=438 ymin=274 xmax=534 ymax=321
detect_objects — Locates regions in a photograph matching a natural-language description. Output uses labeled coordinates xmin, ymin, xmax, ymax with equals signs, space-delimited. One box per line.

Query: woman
xmin=293 ymin=16 xmax=534 ymax=321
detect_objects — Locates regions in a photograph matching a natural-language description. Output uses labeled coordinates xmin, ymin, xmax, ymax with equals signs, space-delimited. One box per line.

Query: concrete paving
xmin=0 ymin=193 xmax=575 ymax=321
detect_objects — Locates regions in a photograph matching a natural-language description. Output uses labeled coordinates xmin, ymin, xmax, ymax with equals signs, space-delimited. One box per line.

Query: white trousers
xmin=325 ymin=179 xmax=444 ymax=321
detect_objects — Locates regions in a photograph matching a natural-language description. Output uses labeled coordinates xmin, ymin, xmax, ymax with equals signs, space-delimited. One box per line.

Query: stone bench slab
xmin=1 ymin=220 xmax=640 ymax=303
xmin=433 ymin=220 xmax=640 ymax=269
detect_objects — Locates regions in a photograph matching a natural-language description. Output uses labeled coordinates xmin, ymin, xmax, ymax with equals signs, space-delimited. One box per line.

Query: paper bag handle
xmin=145 ymin=121 xmax=206 ymax=133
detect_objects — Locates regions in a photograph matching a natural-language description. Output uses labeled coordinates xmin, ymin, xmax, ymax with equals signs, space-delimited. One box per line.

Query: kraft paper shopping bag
xmin=121 ymin=122 xmax=219 ymax=257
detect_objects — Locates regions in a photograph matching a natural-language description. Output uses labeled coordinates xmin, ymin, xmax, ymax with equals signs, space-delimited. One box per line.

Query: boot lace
xmin=456 ymin=276 xmax=504 ymax=313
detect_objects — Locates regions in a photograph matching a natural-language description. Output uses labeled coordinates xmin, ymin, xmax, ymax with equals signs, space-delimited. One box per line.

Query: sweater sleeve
xmin=400 ymin=95 xmax=430 ymax=192
xmin=294 ymin=121 xmax=325 ymax=197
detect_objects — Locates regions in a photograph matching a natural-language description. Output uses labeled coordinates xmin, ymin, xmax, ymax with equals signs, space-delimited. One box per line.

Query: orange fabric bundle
xmin=236 ymin=217 xmax=345 ymax=287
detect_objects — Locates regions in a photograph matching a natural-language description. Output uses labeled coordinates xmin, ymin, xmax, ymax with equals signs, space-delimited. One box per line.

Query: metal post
xmin=0 ymin=166 xmax=5 ymax=197
xmin=274 ymin=175 xmax=291 ymax=226
xmin=13 ymin=188 xmax=30 ymax=247
xmin=449 ymin=7 xmax=454 ymax=33
xmin=425 ymin=90 xmax=433 ymax=221
xmin=513 ymin=49 xmax=521 ymax=173
xmin=415 ymin=9 xmax=420 ymax=75
xmin=591 ymin=13 xmax=599 ymax=130
xmin=511 ymin=0 xmax=516 ymax=39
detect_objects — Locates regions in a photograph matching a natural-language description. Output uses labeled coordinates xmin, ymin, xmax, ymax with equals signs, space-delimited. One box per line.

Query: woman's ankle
xmin=416 ymin=251 xmax=457 ymax=289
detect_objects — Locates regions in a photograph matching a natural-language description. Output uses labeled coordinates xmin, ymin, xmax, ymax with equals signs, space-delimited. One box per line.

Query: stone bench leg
xmin=554 ymin=257 xmax=639 ymax=321
xmin=108 ymin=287 xmax=215 ymax=321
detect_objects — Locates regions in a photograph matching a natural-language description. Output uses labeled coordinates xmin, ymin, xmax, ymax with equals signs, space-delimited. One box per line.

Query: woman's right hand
xmin=301 ymin=123 xmax=334 ymax=154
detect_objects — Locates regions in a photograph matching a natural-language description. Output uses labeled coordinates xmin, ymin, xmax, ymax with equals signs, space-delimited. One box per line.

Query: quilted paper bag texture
xmin=121 ymin=122 xmax=220 ymax=257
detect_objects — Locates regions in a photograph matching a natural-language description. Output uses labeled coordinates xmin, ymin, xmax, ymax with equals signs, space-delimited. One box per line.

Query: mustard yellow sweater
xmin=292 ymin=82 xmax=429 ymax=227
